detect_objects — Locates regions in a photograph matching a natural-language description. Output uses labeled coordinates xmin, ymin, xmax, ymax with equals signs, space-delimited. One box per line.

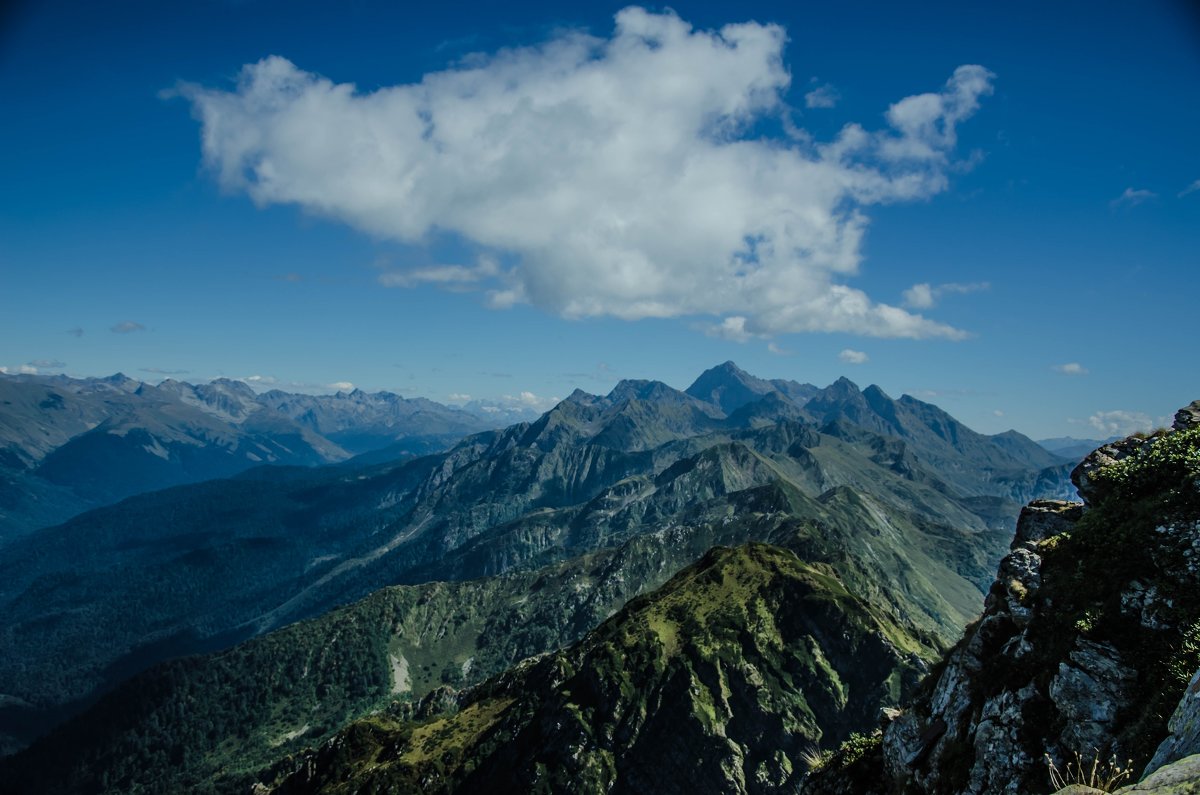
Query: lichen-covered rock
xmin=1116 ymin=753 xmax=1200 ymax=792
xmin=1145 ymin=669 xmax=1200 ymax=778
xmin=1015 ymin=500 xmax=1084 ymax=544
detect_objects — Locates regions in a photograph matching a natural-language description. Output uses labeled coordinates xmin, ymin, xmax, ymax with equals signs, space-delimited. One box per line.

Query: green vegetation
xmin=269 ymin=543 xmax=925 ymax=795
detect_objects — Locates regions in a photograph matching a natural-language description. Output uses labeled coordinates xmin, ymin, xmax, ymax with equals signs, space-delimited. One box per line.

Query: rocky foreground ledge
xmin=805 ymin=400 xmax=1200 ymax=794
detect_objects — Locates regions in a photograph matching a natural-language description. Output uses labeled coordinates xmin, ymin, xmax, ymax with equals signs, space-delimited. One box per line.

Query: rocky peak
xmin=684 ymin=360 xmax=781 ymax=414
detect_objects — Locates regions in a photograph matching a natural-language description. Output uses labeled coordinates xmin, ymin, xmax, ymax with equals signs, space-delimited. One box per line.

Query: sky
xmin=1 ymin=0 xmax=1198 ymax=440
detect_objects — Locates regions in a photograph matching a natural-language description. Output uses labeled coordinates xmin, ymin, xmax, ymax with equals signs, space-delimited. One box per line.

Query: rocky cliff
xmin=804 ymin=400 xmax=1200 ymax=794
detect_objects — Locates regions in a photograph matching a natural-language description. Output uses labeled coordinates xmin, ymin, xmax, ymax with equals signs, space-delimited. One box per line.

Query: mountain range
xmin=0 ymin=361 xmax=1076 ymax=773
xmin=7 ymin=400 xmax=1186 ymax=795
xmin=0 ymin=372 xmax=529 ymax=543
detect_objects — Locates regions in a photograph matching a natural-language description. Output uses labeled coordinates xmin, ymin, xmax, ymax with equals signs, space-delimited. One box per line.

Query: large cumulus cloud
xmin=177 ymin=7 xmax=992 ymax=339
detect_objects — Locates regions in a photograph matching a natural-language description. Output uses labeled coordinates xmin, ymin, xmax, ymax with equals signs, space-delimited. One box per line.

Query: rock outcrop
xmin=1144 ymin=668 xmax=1200 ymax=779
xmin=803 ymin=403 xmax=1200 ymax=794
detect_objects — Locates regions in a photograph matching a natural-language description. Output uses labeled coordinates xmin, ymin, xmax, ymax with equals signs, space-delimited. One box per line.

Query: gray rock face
xmin=1049 ymin=640 xmax=1137 ymax=754
xmin=1015 ymin=499 xmax=1084 ymax=544
xmin=1145 ymin=669 xmax=1200 ymax=778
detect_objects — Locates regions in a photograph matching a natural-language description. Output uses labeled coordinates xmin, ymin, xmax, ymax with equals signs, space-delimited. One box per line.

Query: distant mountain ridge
xmin=0 ymin=373 xmax=519 ymax=541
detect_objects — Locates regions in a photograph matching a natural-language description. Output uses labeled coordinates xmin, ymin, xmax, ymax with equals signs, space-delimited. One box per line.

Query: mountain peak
xmin=824 ymin=376 xmax=861 ymax=398
xmin=862 ymin=383 xmax=891 ymax=401
xmin=685 ymin=361 xmax=780 ymax=414
xmin=714 ymin=360 xmax=750 ymax=376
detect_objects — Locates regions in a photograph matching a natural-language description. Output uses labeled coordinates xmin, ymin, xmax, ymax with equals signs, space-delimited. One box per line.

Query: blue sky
xmin=1 ymin=0 xmax=1197 ymax=439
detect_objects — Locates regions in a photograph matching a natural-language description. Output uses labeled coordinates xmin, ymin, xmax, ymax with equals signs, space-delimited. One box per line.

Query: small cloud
xmin=111 ymin=320 xmax=146 ymax=334
xmin=804 ymin=82 xmax=840 ymax=109
xmin=327 ymin=381 xmax=355 ymax=391
xmin=706 ymin=316 xmax=755 ymax=343
xmin=767 ymin=341 xmax=790 ymax=356
xmin=901 ymin=281 xmax=989 ymax=309
xmin=447 ymin=392 xmax=471 ymax=403
xmin=993 ymin=409 xmax=1005 ymax=417
xmin=379 ymin=255 xmax=500 ymax=290
xmin=28 ymin=359 xmax=65 ymax=369
xmin=239 ymin=374 xmax=278 ymax=386
xmin=839 ymin=348 xmax=869 ymax=365
xmin=0 ymin=366 xmax=6 ymax=374
xmin=502 ymin=390 xmax=560 ymax=412
xmin=1053 ymin=362 xmax=1088 ymax=376
xmin=1179 ymin=179 xmax=1200 ymax=198
xmin=18 ymin=364 xmax=38 ymax=374
xmin=902 ymin=283 xmax=935 ymax=310
xmin=66 ymin=327 xmax=84 ymax=337
xmin=1088 ymin=409 xmax=1153 ymax=436
xmin=1110 ymin=187 xmax=1156 ymax=209
xmin=140 ymin=367 xmax=190 ymax=375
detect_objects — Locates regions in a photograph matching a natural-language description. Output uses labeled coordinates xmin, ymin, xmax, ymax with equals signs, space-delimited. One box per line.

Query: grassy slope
xmin=271 ymin=543 xmax=926 ymax=795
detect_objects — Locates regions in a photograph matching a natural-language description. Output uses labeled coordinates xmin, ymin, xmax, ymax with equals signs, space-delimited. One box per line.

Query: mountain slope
xmin=2 ymin=496 xmax=955 ymax=794
xmin=270 ymin=543 xmax=926 ymax=795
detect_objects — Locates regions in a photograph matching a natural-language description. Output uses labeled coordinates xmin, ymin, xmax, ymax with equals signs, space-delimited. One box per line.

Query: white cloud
xmin=902 ymin=281 xmax=989 ymax=309
xmin=902 ymin=283 xmax=935 ymax=309
xmin=1110 ymin=187 xmax=1156 ymax=208
xmin=838 ymin=348 xmax=868 ymax=364
xmin=18 ymin=365 xmax=38 ymax=374
xmin=379 ymin=255 xmax=500 ymax=289
xmin=766 ymin=341 xmax=790 ymax=356
xmin=0 ymin=367 xmax=6 ymax=374
xmin=706 ymin=316 xmax=755 ymax=342
xmin=447 ymin=392 xmax=471 ymax=403
xmin=1054 ymin=362 xmax=1088 ymax=376
xmin=1180 ymin=179 xmax=1200 ymax=198
xmin=993 ymin=409 xmax=1004 ymax=417
xmin=327 ymin=381 xmax=355 ymax=391
xmin=804 ymin=82 xmax=839 ymax=109
xmin=1088 ymin=410 xmax=1153 ymax=436
xmin=111 ymin=320 xmax=146 ymax=334
xmin=176 ymin=9 xmax=994 ymax=340
xmin=479 ymin=390 xmax=561 ymax=413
